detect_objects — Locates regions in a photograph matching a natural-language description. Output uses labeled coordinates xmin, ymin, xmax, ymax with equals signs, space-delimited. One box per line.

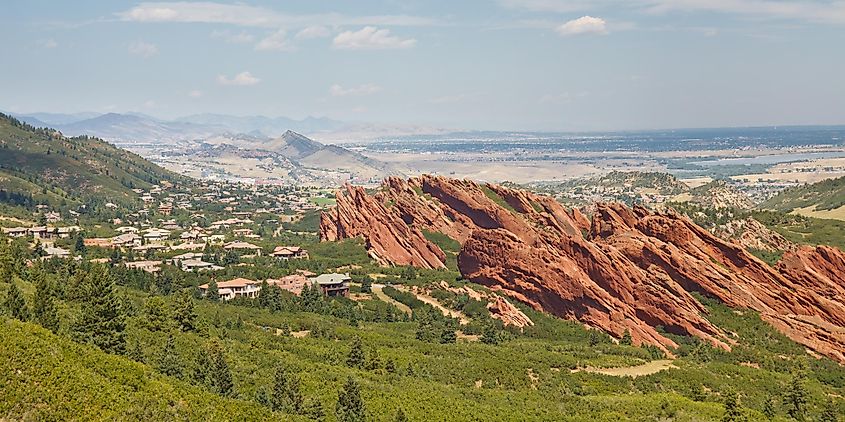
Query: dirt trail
xmin=573 ymin=360 xmax=677 ymax=378
xmin=397 ymin=286 xmax=470 ymax=325
xmin=372 ymin=284 xmax=412 ymax=316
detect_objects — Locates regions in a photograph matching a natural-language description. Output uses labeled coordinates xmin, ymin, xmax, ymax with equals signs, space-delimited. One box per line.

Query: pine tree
xmin=257 ymin=279 xmax=270 ymax=307
xmin=481 ymin=323 xmax=499 ymax=345
xmin=301 ymin=398 xmax=325 ymax=420
xmin=395 ymin=408 xmax=408 ymax=422
xmin=440 ymin=328 xmax=457 ymax=344
xmin=208 ymin=340 xmax=234 ymax=397
xmin=783 ymin=374 xmax=807 ymax=420
xmin=206 ymin=279 xmax=220 ymax=301
xmin=143 ymin=296 xmax=170 ymax=331
xmin=4 ymin=282 xmax=28 ymax=321
xmin=620 ymin=329 xmax=633 ymax=346
xmin=173 ymin=292 xmax=197 ymax=332
xmin=73 ymin=233 xmax=86 ymax=255
xmin=347 ymin=336 xmax=365 ymax=368
xmin=32 ymin=267 xmax=59 ymax=333
xmin=722 ymin=389 xmax=746 ymax=422
xmin=335 ymin=376 xmax=366 ymax=422
xmin=158 ymin=334 xmax=183 ymax=379
xmin=365 ymin=348 xmax=382 ymax=371
xmin=360 ymin=276 xmax=372 ymax=293
xmin=762 ymin=395 xmax=777 ymax=419
xmin=385 ymin=358 xmax=396 ymax=374
xmin=74 ymin=265 xmax=126 ymax=354
xmin=271 ymin=365 xmax=303 ymax=413
xmin=192 ymin=347 xmax=212 ymax=387
xmin=819 ymin=398 xmax=839 ymax=422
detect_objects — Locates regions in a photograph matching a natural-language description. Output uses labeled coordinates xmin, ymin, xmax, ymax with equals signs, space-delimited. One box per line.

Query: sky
xmin=2 ymin=0 xmax=845 ymax=132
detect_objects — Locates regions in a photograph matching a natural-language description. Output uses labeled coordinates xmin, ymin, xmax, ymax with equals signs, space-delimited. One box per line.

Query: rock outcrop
xmin=321 ymin=175 xmax=845 ymax=362
xmin=713 ymin=217 xmax=796 ymax=252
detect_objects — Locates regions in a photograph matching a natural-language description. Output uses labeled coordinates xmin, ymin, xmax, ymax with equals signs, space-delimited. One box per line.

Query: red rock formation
xmin=321 ymin=176 xmax=845 ymax=362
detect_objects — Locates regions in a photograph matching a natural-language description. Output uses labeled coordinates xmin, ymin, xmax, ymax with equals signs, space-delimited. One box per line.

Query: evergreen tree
xmin=722 ymin=389 xmax=746 ymax=422
xmin=395 ymin=408 xmax=408 ymax=422
xmin=385 ymin=358 xmax=396 ymax=374
xmin=271 ymin=365 xmax=303 ymax=413
xmin=158 ymin=334 xmax=183 ymax=379
xmin=73 ymin=233 xmax=86 ymax=255
xmin=4 ymin=281 xmax=28 ymax=321
xmin=589 ymin=330 xmax=600 ymax=346
xmin=206 ymin=279 xmax=220 ymax=301
xmin=347 ymin=336 xmax=365 ymax=368
xmin=257 ymin=279 xmax=270 ymax=307
xmin=301 ymin=398 xmax=325 ymax=420
xmin=440 ymin=328 xmax=457 ymax=344
xmin=360 ymin=276 xmax=372 ymax=294
xmin=173 ymin=292 xmax=198 ymax=332
xmin=481 ymin=323 xmax=499 ymax=345
xmin=74 ymin=265 xmax=126 ymax=354
xmin=762 ymin=395 xmax=777 ymax=419
xmin=819 ymin=398 xmax=839 ymax=422
xmin=31 ymin=267 xmax=59 ymax=333
xmin=208 ymin=340 xmax=234 ymax=397
xmin=620 ymin=329 xmax=633 ymax=346
xmin=335 ymin=376 xmax=366 ymax=422
xmin=783 ymin=374 xmax=807 ymax=420
xmin=192 ymin=347 xmax=212 ymax=387
xmin=365 ymin=348 xmax=382 ymax=371
xmin=143 ymin=296 xmax=170 ymax=331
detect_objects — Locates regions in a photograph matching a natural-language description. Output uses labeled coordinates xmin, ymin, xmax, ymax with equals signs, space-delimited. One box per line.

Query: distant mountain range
xmin=9 ymin=111 xmax=347 ymax=144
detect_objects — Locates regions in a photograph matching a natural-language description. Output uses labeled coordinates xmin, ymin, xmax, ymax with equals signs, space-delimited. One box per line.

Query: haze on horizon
xmin=2 ymin=0 xmax=844 ymax=132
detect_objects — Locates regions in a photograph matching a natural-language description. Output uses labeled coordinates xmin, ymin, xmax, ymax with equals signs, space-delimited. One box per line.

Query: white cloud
xmin=556 ymin=16 xmax=608 ymax=36
xmin=188 ymin=90 xmax=203 ymax=98
xmin=143 ymin=100 xmax=156 ymax=108
xmin=296 ymin=25 xmax=331 ymax=40
xmin=128 ymin=41 xmax=159 ymax=58
xmin=210 ymin=29 xmax=254 ymax=44
xmin=40 ymin=39 xmax=58 ymax=48
xmin=501 ymin=0 xmax=845 ymax=25
xmin=217 ymin=71 xmax=260 ymax=86
xmin=330 ymin=83 xmax=382 ymax=97
xmin=255 ymin=29 xmax=294 ymax=51
xmin=333 ymin=26 xmax=416 ymax=50
xmin=118 ymin=3 xmax=437 ymax=27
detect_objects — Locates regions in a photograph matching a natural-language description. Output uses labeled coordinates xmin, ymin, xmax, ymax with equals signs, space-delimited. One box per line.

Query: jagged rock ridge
xmin=320 ymin=175 xmax=845 ymax=362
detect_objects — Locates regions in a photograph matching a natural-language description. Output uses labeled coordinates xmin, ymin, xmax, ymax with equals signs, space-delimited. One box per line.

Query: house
xmin=199 ymin=277 xmax=261 ymax=300
xmin=158 ymin=203 xmax=173 ymax=216
xmin=169 ymin=252 xmax=204 ymax=266
xmin=45 ymin=212 xmax=62 ymax=223
xmin=28 ymin=226 xmax=53 ymax=240
xmin=223 ymin=241 xmax=262 ymax=256
xmin=270 ymin=246 xmax=308 ymax=260
xmin=112 ymin=233 xmax=142 ymax=247
xmin=309 ymin=273 xmax=351 ymax=297
xmin=125 ymin=260 xmax=162 ymax=273
xmin=42 ymin=246 xmax=70 ymax=259
xmin=1 ymin=227 xmax=29 ymax=238
xmin=143 ymin=228 xmax=170 ymax=244
xmin=170 ymin=242 xmax=206 ymax=251
xmin=56 ymin=226 xmax=80 ymax=239
xmin=266 ymin=274 xmax=309 ymax=295
xmin=180 ymin=259 xmax=222 ymax=272
xmin=232 ymin=228 xmax=253 ymax=237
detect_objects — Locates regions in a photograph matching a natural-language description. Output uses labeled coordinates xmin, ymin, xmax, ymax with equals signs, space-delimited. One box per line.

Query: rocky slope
xmin=321 ymin=175 xmax=845 ymax=362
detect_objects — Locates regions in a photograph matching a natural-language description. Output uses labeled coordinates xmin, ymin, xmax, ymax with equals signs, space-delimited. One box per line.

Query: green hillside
xmin=0 ymin=113 xmax=185 ymax=212
xmin=0 ymin=318 xmax=283 ymax=421
xmin=761 ymin=175 xmax=845 ymax=212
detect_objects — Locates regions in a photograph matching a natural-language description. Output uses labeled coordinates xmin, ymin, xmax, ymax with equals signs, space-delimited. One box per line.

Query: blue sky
xmin=2 ymin=0 xmax=844 ymax=131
